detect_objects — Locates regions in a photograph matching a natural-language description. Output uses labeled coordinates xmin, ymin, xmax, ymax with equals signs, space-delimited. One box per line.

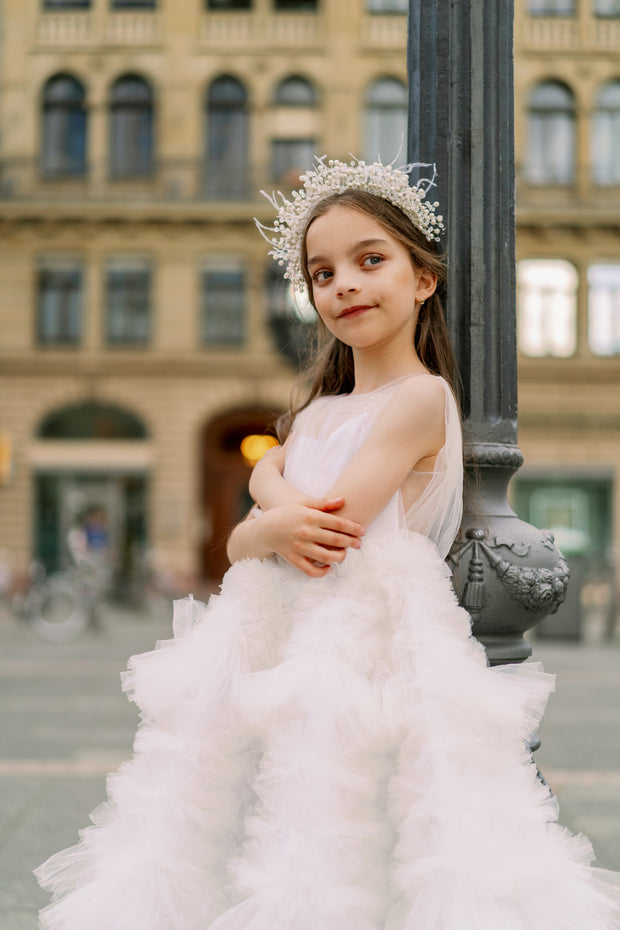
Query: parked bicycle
xmin=8 ymin=552 xmax=174 ymax=644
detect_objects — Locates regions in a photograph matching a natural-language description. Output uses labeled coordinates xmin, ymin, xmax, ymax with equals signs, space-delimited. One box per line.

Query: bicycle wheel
xmin=24 ymin=577 xmax=91 ymax=643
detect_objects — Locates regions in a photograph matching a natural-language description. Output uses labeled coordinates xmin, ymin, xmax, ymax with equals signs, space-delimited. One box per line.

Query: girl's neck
xmin=350 ymin=346 xmax=428 ymax=396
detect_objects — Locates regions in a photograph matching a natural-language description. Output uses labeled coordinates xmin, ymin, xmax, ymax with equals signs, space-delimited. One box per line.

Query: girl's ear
xmin=415 ymin=268 xmax=438 ymax=303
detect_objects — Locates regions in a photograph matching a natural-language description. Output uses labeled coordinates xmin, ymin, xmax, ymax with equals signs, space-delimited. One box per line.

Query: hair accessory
xmin=255 ymin=155 xmax=445 ymax=294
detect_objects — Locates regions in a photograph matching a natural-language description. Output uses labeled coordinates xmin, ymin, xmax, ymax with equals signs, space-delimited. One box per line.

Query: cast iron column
xmin=407 ymin=0 xmax=569 ymax=666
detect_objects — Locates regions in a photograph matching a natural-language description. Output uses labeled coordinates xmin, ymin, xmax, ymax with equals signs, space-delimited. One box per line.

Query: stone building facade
xmin=0 ymin=0 xmax=618 ymax=629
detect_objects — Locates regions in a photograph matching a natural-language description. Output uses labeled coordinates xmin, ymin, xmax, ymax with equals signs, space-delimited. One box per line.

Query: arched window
xmin=109 ymin=75 xmax=154 ymax=178
xmin=41 ymin=74 xmax=87 ymax=177
xmin=525 ymin=80 xmax=575 ymax=184
xmin=270 ymin=75 xmax=317 ymax=185
xmin=38 ymin=402 xmax=148 ymax=439
xmin=205 ymin=76 xmax=249 ymax=200
xmin=364 ymin=77 xmax=407 ymax=163
xmin=274 ymin=75 xmax=317 ymax=107
xmin=517 ymin=259 xmax=577 ymax=357
xmin=592 ymin=81 xmax=620 ymax=185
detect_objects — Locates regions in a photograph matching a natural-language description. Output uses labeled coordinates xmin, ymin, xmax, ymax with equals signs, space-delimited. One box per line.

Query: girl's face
xmin=305 ymin=204 xmax=436 ymax=354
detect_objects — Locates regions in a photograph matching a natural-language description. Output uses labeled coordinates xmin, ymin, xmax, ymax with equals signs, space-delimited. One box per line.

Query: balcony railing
xmin=0 ymin=157 xmax=304 ymax=208
xmin=37 ymin=9 xmax=161 ymax=45
xmin=199 ymin=12 xmax=321 ymax=47
xmin=359 ymin=13 xmax=407 ymax=47
xmin=519 ymin=14 xmax=620 ymax=51
xmin=34 ymin=9 xmax=407 ymax=51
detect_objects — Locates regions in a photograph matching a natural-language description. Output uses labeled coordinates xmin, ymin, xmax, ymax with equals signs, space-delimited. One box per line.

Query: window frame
xmin=104 ymin=257 xmax=152 ymax=346
xmin=517 ymin=257 xmax=578 ymax=358
xmin=365 ymin=0 xmax=407 ymax=12
xmin=364 ymin=76 xmax=408 ymax=164
xmin=109 ymin=74 xmax=155 ymax=179
xmin=200 ymin=261 xmax=247 ymax=347
xmin=587 ymin=262 xmax=620 ymax=356
xmin=591 ymin=81 xmax=620 ymax=186
xmin=525 ymin=80 xmax=576 ymax=186
xmin=205 ymin=75 xmax=249 ymax=200
xmin=40 ymin=74 xmax=87 ymax=179
xmin=43 ymin=0 xmax=91 ymax=8
xmin=36 ymin=256 xmax=84 ymax=346
xmin=527 ymin=0 xmax=576 ymax=14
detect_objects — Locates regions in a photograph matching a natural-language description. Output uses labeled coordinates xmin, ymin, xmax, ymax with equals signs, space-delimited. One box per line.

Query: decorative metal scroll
xmin=449 ymin=528 xmax=570 ymax=617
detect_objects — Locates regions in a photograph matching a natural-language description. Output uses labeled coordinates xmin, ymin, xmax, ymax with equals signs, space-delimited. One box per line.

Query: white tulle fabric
xmin=285 ymin=374 xmax=463 ymax=558
xmin=35 ymin=376 xmax=620 ymax=930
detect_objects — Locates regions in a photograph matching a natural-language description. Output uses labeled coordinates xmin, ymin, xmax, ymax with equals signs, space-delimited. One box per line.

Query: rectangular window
xmin=201 ymin=266 xmax=245 ymax=346
xmin=37 ymin=257 xmax=83 ymax=345
xmin=517 ymin=259 xmax=577 ymax=357
xmin=528 ymin=0 xmax=575 ymax=13
xmin=366 ymin=0 xmax=407 ymax=12
xmin=588 ymin=264 xmax=620 ymax=356
xmin=105 ymin=259 xmax=151 ymax=345
xmin=271 ymin=138 xmax=315 ymax=184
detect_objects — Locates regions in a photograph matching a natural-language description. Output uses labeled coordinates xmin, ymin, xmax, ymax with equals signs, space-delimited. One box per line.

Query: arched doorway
xmin=201 ymin=407 xmax=281 ymax=583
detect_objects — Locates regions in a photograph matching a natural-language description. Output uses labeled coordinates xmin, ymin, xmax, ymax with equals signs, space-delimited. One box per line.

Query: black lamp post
xmin=407 ymin=0 xmax=569 ymax=667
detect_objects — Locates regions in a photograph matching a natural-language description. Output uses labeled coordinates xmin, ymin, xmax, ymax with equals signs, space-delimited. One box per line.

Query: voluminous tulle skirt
xmin=35 ymin=531 xmax=620 ymax=930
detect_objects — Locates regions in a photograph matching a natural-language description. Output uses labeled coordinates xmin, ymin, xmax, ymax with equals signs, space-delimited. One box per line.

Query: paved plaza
xmin=1 ymin=603 xmax=619 ymax=930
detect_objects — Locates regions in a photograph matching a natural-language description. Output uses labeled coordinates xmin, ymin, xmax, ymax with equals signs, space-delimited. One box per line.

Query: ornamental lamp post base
xmin=448 ymin=443 xmax=570 ymax=668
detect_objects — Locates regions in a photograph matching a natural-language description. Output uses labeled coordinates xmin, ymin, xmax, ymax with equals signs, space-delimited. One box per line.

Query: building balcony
xmin=34 ymin=7 xmax=406 ymax=53
xmin=0 ymin=156 xmax=299 ymax=222
xmin=517 ymin=14 xmax=620 ymax=53
xmin=36 ymin=9 xmax=161 ymax=47
xmin=199 ymin=11 xmax=322 ymax=49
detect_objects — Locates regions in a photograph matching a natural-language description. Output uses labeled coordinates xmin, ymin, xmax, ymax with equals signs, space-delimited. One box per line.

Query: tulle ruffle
xmin=35 ymin=533 xmax=620 ymax=930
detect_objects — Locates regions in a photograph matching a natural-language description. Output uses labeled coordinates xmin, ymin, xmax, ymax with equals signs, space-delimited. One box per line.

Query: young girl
xmin=36 ymin=158 xmax=620 ymax=930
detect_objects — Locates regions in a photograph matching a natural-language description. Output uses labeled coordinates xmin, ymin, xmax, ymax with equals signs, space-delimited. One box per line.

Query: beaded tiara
xmin=255 ymin=155 xmax=444 ymax=294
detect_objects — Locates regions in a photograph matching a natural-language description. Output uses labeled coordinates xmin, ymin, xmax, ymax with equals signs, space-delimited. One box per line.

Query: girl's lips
xmin=339 ymin=305 xmax=374 ymax=318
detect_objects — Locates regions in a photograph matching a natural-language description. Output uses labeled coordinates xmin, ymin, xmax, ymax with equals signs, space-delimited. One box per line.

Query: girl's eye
xmin=312 ymin=269 xmax=332 ymax=283
xmin=363 ymin=254 xmax=383 ymax=267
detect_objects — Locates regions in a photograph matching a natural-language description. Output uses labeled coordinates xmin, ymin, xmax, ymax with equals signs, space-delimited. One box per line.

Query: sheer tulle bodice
xmin=284 ymin=374 xmax=463 ymax=557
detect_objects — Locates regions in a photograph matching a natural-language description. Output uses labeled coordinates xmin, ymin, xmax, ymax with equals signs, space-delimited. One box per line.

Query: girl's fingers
xmin=300 ymin=543 xmax=347 ymax=564
xmin=315 ymin=528 xmax=362 ymax=549
xmin=318 ymin=514 xmax=365 ymax=539
xmin=315 ymin=497 xmax=345 ymax=512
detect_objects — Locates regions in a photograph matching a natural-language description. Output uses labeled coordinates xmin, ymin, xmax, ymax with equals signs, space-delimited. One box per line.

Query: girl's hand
xmin=263 ymin=496 xmax=365 ymax=578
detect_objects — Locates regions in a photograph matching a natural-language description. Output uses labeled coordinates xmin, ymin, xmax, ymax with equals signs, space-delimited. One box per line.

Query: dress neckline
xmin=346 ymin=371 xmax=438 ymax=398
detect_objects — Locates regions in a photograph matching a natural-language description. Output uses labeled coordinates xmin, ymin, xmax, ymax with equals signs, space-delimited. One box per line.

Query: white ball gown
xmin=35 ymin=375 xmax=620 ymax=930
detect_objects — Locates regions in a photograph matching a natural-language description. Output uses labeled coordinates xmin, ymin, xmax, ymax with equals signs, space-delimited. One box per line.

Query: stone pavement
xmin=1 ymin=603 xmax=619 ymax=930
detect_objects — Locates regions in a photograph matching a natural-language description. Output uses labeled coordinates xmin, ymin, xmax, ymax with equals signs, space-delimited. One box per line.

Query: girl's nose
xmin=335 ymin=278 xmax=360 ymax=297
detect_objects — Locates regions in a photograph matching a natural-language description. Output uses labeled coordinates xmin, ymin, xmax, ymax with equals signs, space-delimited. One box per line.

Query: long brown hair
xmin=277 ymin=189 xmax=460 ymax=440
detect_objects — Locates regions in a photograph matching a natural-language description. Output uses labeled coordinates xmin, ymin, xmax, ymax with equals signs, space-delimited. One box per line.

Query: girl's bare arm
xmin=325 ymin=376 xmax=446 ymax=526
xmin=226 ymin=497 xmax=365 ymax=576
xmin=247 ymin=377 xmax=445 ymax=531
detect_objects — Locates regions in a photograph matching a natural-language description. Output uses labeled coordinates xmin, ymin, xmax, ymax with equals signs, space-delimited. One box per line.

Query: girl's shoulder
xmin=290 ymin=373 xmax=453 ymax=439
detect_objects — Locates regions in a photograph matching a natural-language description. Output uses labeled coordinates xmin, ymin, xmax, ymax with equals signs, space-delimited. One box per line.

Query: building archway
xmin=201 ymin=406 xmax=281 ymax=583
